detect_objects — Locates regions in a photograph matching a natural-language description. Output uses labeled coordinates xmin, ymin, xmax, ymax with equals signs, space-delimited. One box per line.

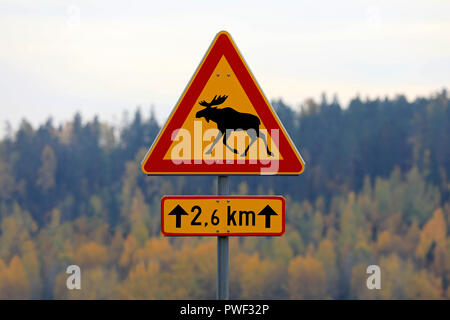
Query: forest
xmin=0 ymin=89 xmax=449 ymax=299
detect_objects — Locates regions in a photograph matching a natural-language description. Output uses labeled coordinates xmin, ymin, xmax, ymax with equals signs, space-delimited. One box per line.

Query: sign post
xmin=217 ymin=176 xmax=229 ymax=300
xmin=142 ymin=30 xmax=304 ymax=300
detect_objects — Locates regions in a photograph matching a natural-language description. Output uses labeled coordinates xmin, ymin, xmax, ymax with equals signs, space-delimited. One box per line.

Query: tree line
xmin=0 ymin=89 xmax=449 ymax=299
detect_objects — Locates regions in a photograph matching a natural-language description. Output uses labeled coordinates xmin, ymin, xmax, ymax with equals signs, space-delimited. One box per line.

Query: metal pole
xmin=217 ymin=175 xmax=229 ymax=300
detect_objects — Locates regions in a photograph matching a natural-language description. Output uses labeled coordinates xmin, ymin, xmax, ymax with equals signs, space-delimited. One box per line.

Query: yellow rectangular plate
xmin=161 ymin=196 xmax=285 ymax=236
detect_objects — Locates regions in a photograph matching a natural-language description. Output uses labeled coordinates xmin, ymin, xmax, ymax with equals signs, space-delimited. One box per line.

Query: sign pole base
xmin=217 ymin=175 xmax=229 ymax=300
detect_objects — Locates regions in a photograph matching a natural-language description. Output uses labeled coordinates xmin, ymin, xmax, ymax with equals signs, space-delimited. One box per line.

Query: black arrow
xmin=168 ymin=205 xmax=188 ymax=228
xmin=258 ymin=205 xmax=278 ymax=228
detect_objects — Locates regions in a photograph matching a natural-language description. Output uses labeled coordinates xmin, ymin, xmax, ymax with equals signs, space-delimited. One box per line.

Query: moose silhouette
xmin=195 ymin=95 xmax=273 ymax=157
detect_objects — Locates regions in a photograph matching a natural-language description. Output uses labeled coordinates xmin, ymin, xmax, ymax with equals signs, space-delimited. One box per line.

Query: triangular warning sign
xmin=141 ymin=31 xmax=305 ymax=175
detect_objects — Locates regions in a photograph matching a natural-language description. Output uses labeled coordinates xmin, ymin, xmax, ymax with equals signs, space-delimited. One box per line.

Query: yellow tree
xmin=287 ymin=255 xmax=327 ymax=299
xmin=0 ymin=204 xmax=36 ymax=261
xmin=349 ymin=256 xmax=426 ymax=300
xmin=316 ymin=239 xmax=338 ymax=298
xmin=118 ymin=261 xmax=161 ymax=299
xmin=132 ymin=237 xmax=174 ymax=271
xmin=21 ymin=240 xmax=42 ymax=298
xmin=270 ymin=237 xmax=294 ymax=264
xmin=234 ymin=253 xmax=283 ymax=299
xmin=0 ymin=259 xmax=7 ymax=299
xmin=119 ymin=234 xmax=138 ymax=270
xmin=170 ymin=240 xmax=216 ymax=299
xmin=338 ymin=192 xmax=358 ymax=258
xmin=403 ymin=221 xmax=420 ymax=257
xmin=416 ymin=208 xmax=447 ymax=275
xmin=311 ymin=210 xmax=324 ymax=244
xmin=375 ymin=230 xmax=406 ymax=258
xmin=75 ymin=242 xmax=108 ymax=268
xmin=405 ymin=270 xmax=443 ymax=299
xmin=3 ymin=256 xmax=30 ymax=299
xmin=285 ymin=230 xmax=305 ymax=256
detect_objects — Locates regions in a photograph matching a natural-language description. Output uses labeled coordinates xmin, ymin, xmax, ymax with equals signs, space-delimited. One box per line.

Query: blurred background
xmin=0 ymin=0 xmax=449 ymax=299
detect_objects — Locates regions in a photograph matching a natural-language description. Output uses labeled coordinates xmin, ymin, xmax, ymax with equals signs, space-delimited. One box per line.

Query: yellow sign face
xmin=161 ymin=196 xmax=285 ymax=236
xmin=163 ymin=56 xmax=282 ymax=162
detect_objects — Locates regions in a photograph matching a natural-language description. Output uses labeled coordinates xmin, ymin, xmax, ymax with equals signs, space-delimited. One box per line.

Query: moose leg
xmin=257 ymin=130 xmax=273 ymax=156
xmin=205 ymin=131 xmax=223 ymax=155
xmin=223 ymin=130 xmax=239 ymax=154
xmin=241 ymin=129 xmax=257 ymax=157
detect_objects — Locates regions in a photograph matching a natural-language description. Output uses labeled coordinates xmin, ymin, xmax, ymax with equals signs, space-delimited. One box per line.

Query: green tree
xmin=36 ymin=145 xmax=57 ymax=191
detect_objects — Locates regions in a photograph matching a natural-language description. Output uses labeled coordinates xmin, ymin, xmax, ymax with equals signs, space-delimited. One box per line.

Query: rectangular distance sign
xmin=161 ymin=196 xmax=285 ymax=236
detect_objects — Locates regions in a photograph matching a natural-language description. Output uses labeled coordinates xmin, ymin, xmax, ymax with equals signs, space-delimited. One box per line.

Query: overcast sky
xmin=1 ymin=0 xmax=449 ymax=132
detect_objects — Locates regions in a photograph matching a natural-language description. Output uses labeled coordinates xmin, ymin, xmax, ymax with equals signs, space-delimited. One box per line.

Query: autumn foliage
xmin=0 ymin=91 xmax=449 ymax=299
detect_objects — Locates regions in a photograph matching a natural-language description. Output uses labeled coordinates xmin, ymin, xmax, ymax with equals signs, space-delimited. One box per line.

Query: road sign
xmin=161 ymin=196 xmax=285 ymax=236
xmin=141 ymin=31 xmax=305 ymax=175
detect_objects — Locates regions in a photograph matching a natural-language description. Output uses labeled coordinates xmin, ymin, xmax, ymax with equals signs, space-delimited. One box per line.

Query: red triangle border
xmin=142 ymin=31 xmax=304 ymax=175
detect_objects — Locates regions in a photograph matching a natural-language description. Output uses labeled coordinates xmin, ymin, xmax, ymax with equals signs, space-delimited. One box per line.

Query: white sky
xmin=0 ymin=0 xmax=449 ymax=132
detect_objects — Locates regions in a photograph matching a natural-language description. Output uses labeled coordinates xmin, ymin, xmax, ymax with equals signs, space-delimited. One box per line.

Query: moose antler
xmin=199 ymin=95 xmax=228 ymax=107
